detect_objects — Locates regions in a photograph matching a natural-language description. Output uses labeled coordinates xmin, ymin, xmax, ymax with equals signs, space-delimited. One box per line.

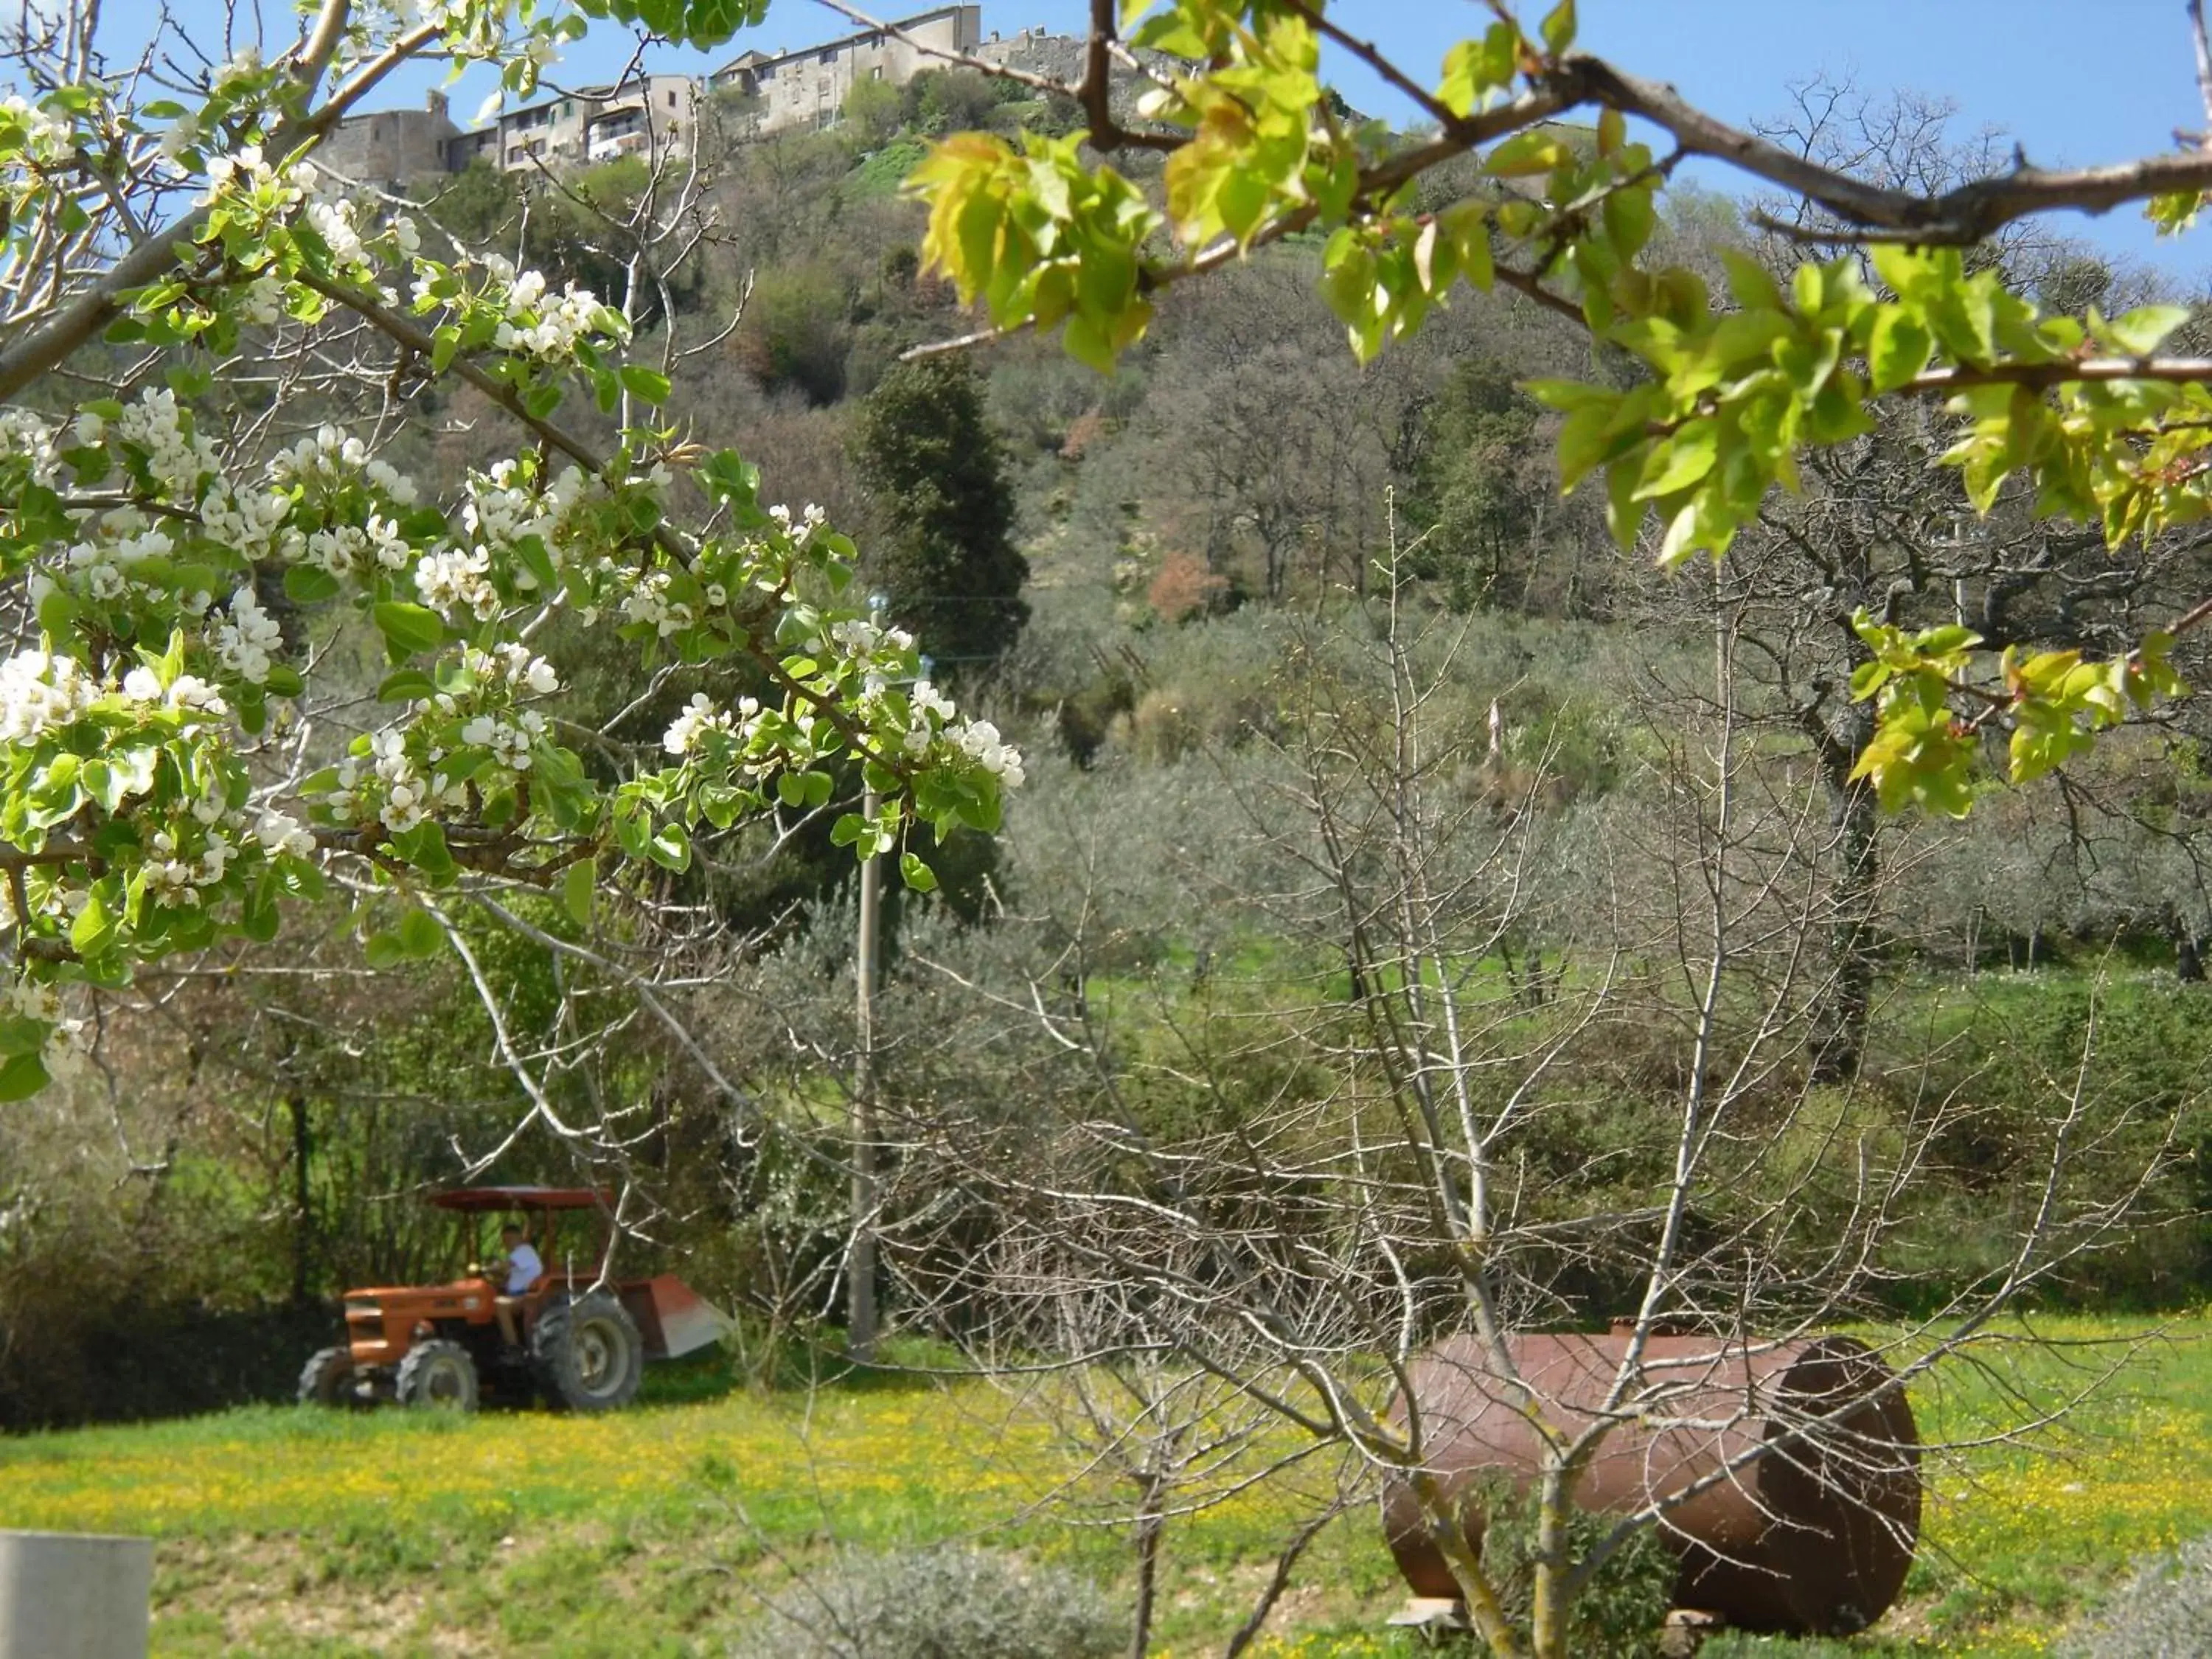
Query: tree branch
xmin=1558 ymin=53 xmax=2212 ymax=244
xmin=0 ymin=21 xmax=442 ymax=403
xmin=1904 ymin=356 xmax=2212 ymax=393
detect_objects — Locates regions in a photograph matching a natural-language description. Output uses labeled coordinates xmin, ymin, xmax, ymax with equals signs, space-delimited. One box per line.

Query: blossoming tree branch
xmin=0 ymin=0 xmax=1024 ymax=1097
xmin=5 ymin=0 xmax=2211 ymax=1102
xmin=894 ymin=0 xmax=2212 ymax=817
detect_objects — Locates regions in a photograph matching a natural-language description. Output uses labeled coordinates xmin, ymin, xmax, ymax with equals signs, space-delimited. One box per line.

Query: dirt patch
xmin=154 ymin=1533 xmax=503 ymax=1655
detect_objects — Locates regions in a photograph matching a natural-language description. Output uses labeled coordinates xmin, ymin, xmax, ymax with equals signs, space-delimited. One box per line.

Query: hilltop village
xmin=318 ymin=5 xmax=1081 ymax=183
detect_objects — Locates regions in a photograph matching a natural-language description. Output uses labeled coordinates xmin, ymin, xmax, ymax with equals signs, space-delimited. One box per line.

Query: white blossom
xmin=0 ymin=651 xmax=97 ymax=745
xmin=414 ymin=543 xmax=500 ymax=621
xmin=1 ymin=95 xmax=75 ymax=165
xmin=254 ymin=810 xmax=316 ymax=860
xmin=212 ymin=586 xmax=284 ymax=684
xmin=952 ymin=717 xmax=1025 ymax=789
xmin=662 ymin=693 xmax=735 ymax=757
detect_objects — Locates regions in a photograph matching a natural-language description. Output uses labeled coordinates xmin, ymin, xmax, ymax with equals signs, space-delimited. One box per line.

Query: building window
xmin=667 ymin=90 xmax=677 ymax=106
xmin=870 ymin=66 xmax=883 ymax=80
xmin=819 ymin=48 xmax=835 ymax=64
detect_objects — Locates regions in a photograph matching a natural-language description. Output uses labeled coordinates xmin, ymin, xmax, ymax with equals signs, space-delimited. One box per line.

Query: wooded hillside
xmin=7 ymin=60 xmax=2209 ymax=1430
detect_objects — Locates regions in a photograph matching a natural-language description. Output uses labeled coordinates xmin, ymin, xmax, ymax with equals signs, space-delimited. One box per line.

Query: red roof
xmin=428 ymin=1186 xmax=614 ymax=1213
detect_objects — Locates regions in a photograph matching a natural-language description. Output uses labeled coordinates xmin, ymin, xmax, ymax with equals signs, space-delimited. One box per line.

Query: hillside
xmin=9 ymin=33 xmax=2212 ymax=1659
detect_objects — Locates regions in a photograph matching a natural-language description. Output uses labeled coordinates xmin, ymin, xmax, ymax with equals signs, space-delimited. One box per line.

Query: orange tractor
xmin=297 ymin=1186 xmax=729 ymax=1412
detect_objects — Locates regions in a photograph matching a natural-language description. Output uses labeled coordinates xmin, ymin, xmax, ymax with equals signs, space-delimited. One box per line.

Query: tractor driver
xmin=489 ymin=1222 xmax=543 ymax=1349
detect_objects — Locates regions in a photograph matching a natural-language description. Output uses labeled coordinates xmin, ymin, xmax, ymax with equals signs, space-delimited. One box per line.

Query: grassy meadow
xmin=0 ymin=1318 xmax=2208 ymax=1656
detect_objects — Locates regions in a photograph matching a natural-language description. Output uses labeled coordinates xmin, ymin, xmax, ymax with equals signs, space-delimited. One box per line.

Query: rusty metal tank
xmin=1379 ymin=1331 xmax=1921 ymax=1635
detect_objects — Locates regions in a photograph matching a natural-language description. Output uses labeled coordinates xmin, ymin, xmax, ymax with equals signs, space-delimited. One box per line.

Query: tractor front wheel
xmin=396 ymin=1338 xmax=480 ymax=1412
xmin=296 ymin=1345 xmax=358 ymax=1408
xmin=532 ymin=1293 xmax=644 ymax=1411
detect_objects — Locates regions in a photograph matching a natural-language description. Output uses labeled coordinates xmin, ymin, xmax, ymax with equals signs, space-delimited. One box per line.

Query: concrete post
xmin=0 ymin=1531 xmax=151 ymax=1659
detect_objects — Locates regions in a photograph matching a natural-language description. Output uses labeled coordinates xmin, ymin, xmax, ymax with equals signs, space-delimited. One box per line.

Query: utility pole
xmin=850 ymin=773 xmax=880 ymax=1363
xmin=848 ymin=599 xmax=888 ymax=1365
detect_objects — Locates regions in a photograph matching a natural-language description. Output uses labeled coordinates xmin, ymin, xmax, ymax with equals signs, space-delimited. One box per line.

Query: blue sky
xmin=116 ymin=1 xmax=2212 ymax=279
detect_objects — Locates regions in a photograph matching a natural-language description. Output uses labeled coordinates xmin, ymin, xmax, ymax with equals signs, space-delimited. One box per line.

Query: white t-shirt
xmin=504 ymin=1242 xmax=543 ymax=1294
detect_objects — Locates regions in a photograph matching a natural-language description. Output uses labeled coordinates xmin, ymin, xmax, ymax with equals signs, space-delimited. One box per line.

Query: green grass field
xmin=1 ymin=1318 xmax=2208 ymax=1657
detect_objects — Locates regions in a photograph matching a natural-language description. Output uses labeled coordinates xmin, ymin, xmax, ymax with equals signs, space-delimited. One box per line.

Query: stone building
xmin=318 ymin=92 xmax=460 ymax=186
xmin=319 ymin=6 xmax=1082 ymax=182
xmin=461 ymin=73 xmax=700 ymax=173
xmin=709 ymin=4 xmax=982 ymax=136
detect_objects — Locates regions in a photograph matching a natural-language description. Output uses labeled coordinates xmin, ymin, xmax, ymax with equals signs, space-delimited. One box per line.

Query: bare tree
xmin=846 ymin=538 xmax=2178 ymax=1658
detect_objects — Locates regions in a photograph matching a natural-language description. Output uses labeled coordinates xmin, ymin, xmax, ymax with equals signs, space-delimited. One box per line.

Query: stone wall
xmin=319 ymin=95 xmax=458 ymax=186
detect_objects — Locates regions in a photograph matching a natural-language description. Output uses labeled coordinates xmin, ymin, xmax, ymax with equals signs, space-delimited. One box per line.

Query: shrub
xmin=1147 ymin=551 xmax=1228 ymax=624
xmin=2056 ymin=1529 xmax=2212 ymax=1657
xmin=733 ymin=265 xmax=852 ymax=406
xmin=731 ymin=1545 xmax=1125 ymax=1659
xmin=1469 ymin=1478 xmax=1677 ymax=1659
xmin=905 ymin=68 xmax=1020 ymax=135
xmin=841 ymin=77 xmax=903 ymax=148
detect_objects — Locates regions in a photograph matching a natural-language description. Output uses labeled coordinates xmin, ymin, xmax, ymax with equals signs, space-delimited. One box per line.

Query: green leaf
xmin=1866 ymin=308 xmax=1933 ymax=394
xmin=372 ymin=602 xmax=445 ymax=657
xmin=900 ymin=851 xmax=939 ymax=893
xmin=1850 ymin=661 xmax=1892 ymax=701
xmin=1444 ymin=202 xmax=1492 ymax=292
xmin=1633 ymin=418 xmax=1721 ymax=499
xmin=1486 ymin=130 xmax=1568 ymax=178
xmin=0 ymin=1015 xmax=47 ymax=1058
xmin=2098 ymin=303 xmax=2192 ymax=356
xmin=1321 ymin=246 xmax=1377 ymax=332
xmin=617 ymin=364 xmax=672 ymax=403
xmin=1602 ymin=183 xmax=1654 ymax=262
xmin=1719 ymin=250 xmax=1785 ymax=315
xmin=613 ymin=801 xmax=651 ymax=860
xmin=37 ymin=586 xmax=77 ymax=639
xmin=561 ymin=860 xmax=594 ymax=928
xmin=389 ymin=820 xmax=453 ymax=877
xmin=395 ymin=906 xmax=444 ymax=958
xmin=1540 ymin=0 xmax=1577 ymax=55
xmin=363 ymin=931 xmax=407 ymax=970
xmin=647 ymin=822 xmax=691 ymax=872
xmin=240 ymin=875 xmax=281 ymax=943
xmin=283 ymin=564 xmax=342 ymax=604
xmin=0 ymin=1051 xmax=50 ymax=1102
xmin=377 ymin=669 xmax=438 ymax=703
xmin=71 ymin=888 xmax=113 ymax=954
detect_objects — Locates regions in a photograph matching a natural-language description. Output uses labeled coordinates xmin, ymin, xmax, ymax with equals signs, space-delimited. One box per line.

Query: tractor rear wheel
xmin=296 ymin=1345 xmax=358 ymax=1408
xmin=396 ymin=1338 xmax=480 ymax=1412
xmin=532 ymin=1292 xmax=644 ymax=1411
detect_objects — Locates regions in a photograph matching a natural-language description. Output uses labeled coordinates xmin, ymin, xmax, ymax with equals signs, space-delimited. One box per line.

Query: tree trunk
xmin=1810 ymin=775 xmax=1877 ymax=1085
xmin=1528 ymin=1478 xmax=1569 ymax=1659
xmin=288 ymin=1088 xmax=313 ymax=1307
xmin=1221 ymin=1503 xmax=1340 ymax=1658
xmin=1411 ymin=1470 xmax=1526 ymax=1659
xmin=1804 ymin=695 xmax=1879 ymax=1085
xmin=1129 ymin=1473 xmax=1166 ymax=1659
xmin=2166 ymin=902 xmax=2205 ymax=983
